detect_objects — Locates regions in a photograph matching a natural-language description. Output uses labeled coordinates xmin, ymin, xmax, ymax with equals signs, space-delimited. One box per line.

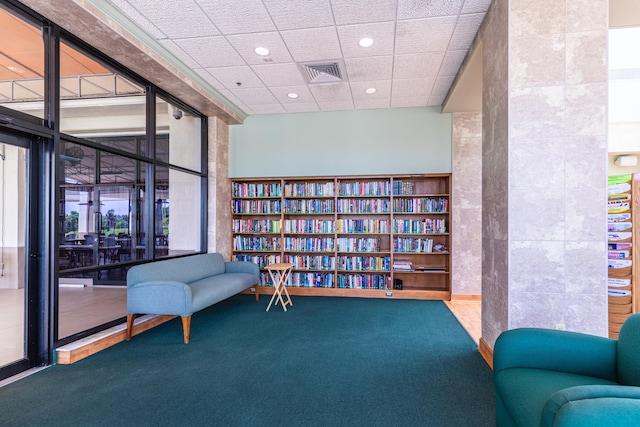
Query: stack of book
xmin=393 ymin=260 xmax=413 ymax=271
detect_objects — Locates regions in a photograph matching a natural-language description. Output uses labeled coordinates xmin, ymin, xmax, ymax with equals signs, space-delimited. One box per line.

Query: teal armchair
xmin=493 ymin=313 xmax=640 ymax=426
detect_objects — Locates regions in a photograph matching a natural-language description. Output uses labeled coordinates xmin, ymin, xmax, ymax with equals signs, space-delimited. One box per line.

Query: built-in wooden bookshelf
xmin=607 ymin=173 xmax=638 ymax=338
xmin=231 ymin=174 xmax=451 ymax=300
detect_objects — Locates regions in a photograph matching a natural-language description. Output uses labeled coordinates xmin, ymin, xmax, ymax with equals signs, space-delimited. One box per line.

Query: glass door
xmin=0 ymin=132 xmax=33 ymax=380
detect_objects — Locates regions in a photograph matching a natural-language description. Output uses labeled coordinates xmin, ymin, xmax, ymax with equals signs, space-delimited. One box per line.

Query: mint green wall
xmin=228 ymin=107 xmax=452 ymax=178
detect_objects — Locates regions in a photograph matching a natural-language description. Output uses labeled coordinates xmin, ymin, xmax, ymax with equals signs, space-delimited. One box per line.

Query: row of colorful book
xmin=284 ymin=182 xmax=335 ymax=197
xmin=232 ymin=182 xmax=282 ymax=198
xmin=393 ymin=197 xmax=448 ymax=213
xmin=393 ymin=218 xmax=447 ymax=234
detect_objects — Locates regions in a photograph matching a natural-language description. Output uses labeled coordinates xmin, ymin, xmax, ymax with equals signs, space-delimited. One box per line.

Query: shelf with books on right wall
xmin=607 ymin=173 xmax=638 ymax=339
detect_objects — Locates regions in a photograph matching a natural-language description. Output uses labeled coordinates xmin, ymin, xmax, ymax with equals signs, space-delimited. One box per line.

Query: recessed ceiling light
xmin=359 ymin=37 xmax=374 ymax=48
xmin=287 ymin=93 xmax=299 ymax=99
xmin=254 ymin=47 xmax=270 ymax=56
xmin=365 ymin=88 xmax=377 ymax=94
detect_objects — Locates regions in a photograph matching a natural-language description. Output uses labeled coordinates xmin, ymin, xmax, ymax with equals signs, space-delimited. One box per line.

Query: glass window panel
xmin=0 ymin=143 xmax=28 ymax=367
xmin=59 ymin=141 xmax=148 ymax=270
xmin=156 ymin=97 xmax=202 ymax=172
xmin=0 ymin=6 xmax=45 ymax=119
xmin=58 ymin=272 xmax=127 ymax=339
xmin=155 ymin=165 xmax=201 ymax=258
xmin=59 ymin=41 xmax=146 ymax=148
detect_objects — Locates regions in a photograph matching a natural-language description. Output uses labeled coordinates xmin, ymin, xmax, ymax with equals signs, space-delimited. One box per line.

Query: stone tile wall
xmin=480 ymin=0 xmax=609 ymax=346
xmin=207 ymin=117 xmax=231 ymax=259
xmin=451 ymin=112 xmax=482 ymax=297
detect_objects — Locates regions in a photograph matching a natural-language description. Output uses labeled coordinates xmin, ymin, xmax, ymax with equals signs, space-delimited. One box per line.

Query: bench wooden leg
xmin=181 ymin=315 xmax=191 ymax=344
xmin=126 ymin=314 xmax=136 ymax=340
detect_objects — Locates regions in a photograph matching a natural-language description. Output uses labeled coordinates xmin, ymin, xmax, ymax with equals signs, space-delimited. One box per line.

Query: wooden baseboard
xmin=56 ymin=314 xmax=176 ymax=364
xmin=450 ymin=293 xmax=481 ymax=301
xmin=478 ymin=337 xmax=493 ymax=369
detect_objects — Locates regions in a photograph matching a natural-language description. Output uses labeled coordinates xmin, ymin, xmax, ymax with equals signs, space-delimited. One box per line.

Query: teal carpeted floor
xmin=0 ymin=295 xmax=494 ymax=426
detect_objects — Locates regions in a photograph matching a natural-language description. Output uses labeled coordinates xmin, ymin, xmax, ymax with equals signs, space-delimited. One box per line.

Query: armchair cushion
xmin=496 ymin=368 xmax=617 ymax=426
xmin=542 ymin=385 xmax=640 ymax=427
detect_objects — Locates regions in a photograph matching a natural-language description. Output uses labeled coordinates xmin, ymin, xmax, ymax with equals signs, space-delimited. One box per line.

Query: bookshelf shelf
xmin=231 ymin=174 xmax=451 ymax=300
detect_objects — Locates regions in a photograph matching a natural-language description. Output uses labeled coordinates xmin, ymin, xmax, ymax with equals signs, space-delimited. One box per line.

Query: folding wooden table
xmin=265 ymin=262 xmax=294 ymax=312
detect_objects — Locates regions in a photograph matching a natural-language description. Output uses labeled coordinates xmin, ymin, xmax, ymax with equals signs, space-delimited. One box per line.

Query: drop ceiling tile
xmin=440 ymin=50 xmax=468 ymax=76
xmin=159 ymin=40 xmax=200 ymax=68
xmin=263 ymin=0 xmax=334 ymax=30
xmin=448 ymin=13 xmax=485 ymax=50
xmin=461 ymin=0 xmax=493 ymax=14
xmin=393 ymin=52 xmax=445 ymax=79
xmin=330 ymin=0 xmax=398 ymax=25
xmin=269 ymin=85 xmax=315 ymax=103
xmin=337 ymin=22 xmax=396 ymax=58
xmin=194 ymin=69 xmax=223 ymax=88
xmin=349 ymin=80 xmax=392 ymax=100
xmin=174 ymin=37 xmax=245 ymax=68
xmin=427 ymin=92 xmax=446 ymax=106
xmin=280 ymin=27 xmax=343 ymax=62
xmin=248 ymin=104 xmax=287 ymax=114
xmin=309 ymin=82 xmax=353 ymax=102
xmin=344 ymin=56 xmax=393 ymax=82
xmin=431 ymin=75 xmax=457 ymax=97
xmin=196 ymin=0 xmax=275 ymax=34
xmin=217 ymin=89 xmax=246 ymax=107
xmin=392 ymin=78 xmax=434 ymax=98
xmin=318 ymin=100 xmax=356 ymax=111
xmin=395 ymin=17 xmax=457 ymax=54
xmin=397 ymin=0 xmax=464 ymax=19
xmin=354 ymin=98 xmax=391 ymax=110
xmin=122 ymin=0 xmax=220 ymax=38
xmin=284 ymin=102 xmax=321 ymax=113
xmin=206 ymin=66 xmax=264 ymax=90
xmin=110 ymin=0 xmax=167 ymax=39
xmin=216 ymin=92 xmax=252 ymax=114
xmin=226 ymin=32 xmax=293 ymax=65
xmin=231 ymin=87 xmax=279 ymax=105
xmin=251 ymin=63 xmax=306 ymax=87
xmin=391 ymin=97 xmax=428 ymax=108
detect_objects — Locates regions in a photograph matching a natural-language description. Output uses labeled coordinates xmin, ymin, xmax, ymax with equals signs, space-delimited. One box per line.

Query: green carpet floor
xmin=0 ymin=295 xmax=495 ymax=426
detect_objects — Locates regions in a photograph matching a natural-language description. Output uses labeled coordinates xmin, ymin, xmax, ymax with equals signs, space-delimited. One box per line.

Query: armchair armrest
xmin=541 ymin=385 xmax=640 ymax=427
xmin=493 ymin=328 xmax=617 ymax=381
xmin=225 ymin=260 xmax=260 ymax=276
xmin=127 ymin=280 xmax=192 ymax=316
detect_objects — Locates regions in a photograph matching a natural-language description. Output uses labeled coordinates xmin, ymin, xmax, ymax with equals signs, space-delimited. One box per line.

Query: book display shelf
xmin=231 ymin=174 xmax=451 ymax=300
xmin=607 ymin=173 xmax=638 ymax=338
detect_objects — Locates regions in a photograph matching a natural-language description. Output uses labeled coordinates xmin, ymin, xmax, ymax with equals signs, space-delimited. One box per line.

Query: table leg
xmin=265 ymin=267 xmax=293 ymax=312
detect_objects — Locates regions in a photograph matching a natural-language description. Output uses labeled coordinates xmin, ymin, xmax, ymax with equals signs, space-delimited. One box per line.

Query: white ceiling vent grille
xmin=298 ymin=60 xmax=347 ymax=84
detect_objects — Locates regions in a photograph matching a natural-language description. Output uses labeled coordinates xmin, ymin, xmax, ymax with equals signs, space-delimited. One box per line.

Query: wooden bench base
xmin=127 ymin=314 xmax=192 ymax=344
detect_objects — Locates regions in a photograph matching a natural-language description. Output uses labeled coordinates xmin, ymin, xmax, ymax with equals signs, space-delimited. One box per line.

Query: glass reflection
xmin=156 ymin=97 xmax=201 ymax=171
xmin=59 ymin=142 xmax=148 ymax=271
xmin=155 ymin=165 xmax=201 ymax=258
xmin=59 ymin=40 xmax=146 ymax=150
xmin=0 ymin=6 xmax=45 ymax=119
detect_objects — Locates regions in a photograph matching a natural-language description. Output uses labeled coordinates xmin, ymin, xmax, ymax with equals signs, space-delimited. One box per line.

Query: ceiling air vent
xmin=298 ymin=60 xmax=346 ymax=84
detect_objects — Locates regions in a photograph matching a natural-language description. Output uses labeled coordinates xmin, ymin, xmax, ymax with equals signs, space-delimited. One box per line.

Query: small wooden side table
xmin=265 ymin=262 xmax=294 ymax=312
